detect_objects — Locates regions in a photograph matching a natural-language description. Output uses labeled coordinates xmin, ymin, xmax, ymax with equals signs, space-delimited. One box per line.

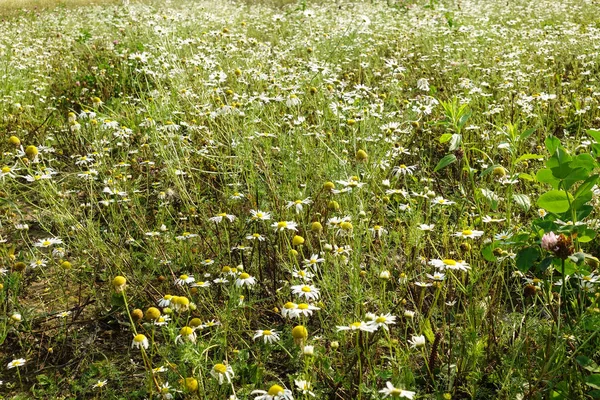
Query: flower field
xmin=1 ymin=0 xmax=600 ymax=398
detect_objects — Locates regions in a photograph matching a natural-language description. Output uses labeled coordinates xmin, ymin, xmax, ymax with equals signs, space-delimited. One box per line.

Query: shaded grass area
xmin=0 ymin=0 xmax=119 ymax=17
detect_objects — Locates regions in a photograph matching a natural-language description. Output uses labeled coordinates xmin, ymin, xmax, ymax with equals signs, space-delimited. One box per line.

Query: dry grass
xmin=0 ymin=0 xmax=119 ymax=17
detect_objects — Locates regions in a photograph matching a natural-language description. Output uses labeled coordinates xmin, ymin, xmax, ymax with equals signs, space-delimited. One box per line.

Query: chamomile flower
xmin=454 ymin=229 xmax=484 ymax=239
xmin=392 ymin=164 xmax=417 ymax=176
xmin=379 ymin=382 xmax=416 ymax=399
xmin=431 ymin=196 xmax=455 ymax=206
xmin=252 ymin=384 xmax=294 ymax=400
xmin=281 ymin=302 xmax=299 ymax=318
xmin=175 ymin=326 xmax=196 ymax=344
xmin=272 ymin=221 xmax=298 ymax=232
xmin=303 ymin=254 xmax=325 ymax=267
xmin=175 ymin=274 xmax=195 ymax=286
xmin=209 ymin=213 xmax=236 ymax=223
xmin=247 ymin=233 xmax=266 ymax=241
xmin=158 ymin=294 xmax=173 ymax=307
xmin=7 ymin=358 xmax=26 ymax=369
xmin=253 ymin=329 xmax=280 ymax=344
xmin=336 ymin=321 xmax=378 ymax=333
xmin=291 ymin=284 xmax=320 ymax=301
xmin=34 ymin=237 xmax=63 ymax=248
xmin=292 ymin=269 xmax=314 ymax=281
xmin=369 ymin=313 xmax=397 ymax=330
xmin=211 ymin=363 xmax=234 ymax=385
xmin=494 ymin=231 xmax=512 ymax=241
xmin=418 ymin=224 xmax=435 ymax=231
xmin=429 ymin=258 xmax=470 ymax=271
xmin=408 ymin=335 xmax=426 ymax=348
xmin=293 ymin=303 xmax=320 ymax=317
xmin=250 ymin=210 xmax=271 ymax=221
xmin=295 ymin=380 xmax=315 ymax=397
xmin=286 ymin=197 xmax=312 ymax=214
xmin=93 ymin=380 xmax=108 ymax=389
xmin=132 ymin=334 xmax=149 ymax=349
xmin=426 ymin=272 xmax=446 ymax=281
xmin=235 ymin=272 xmax=257 ymax=287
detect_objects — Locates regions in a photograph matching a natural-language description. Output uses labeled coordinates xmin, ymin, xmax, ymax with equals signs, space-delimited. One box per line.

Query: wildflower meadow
xmin=1 ymin=0 xmax=600 ymax=398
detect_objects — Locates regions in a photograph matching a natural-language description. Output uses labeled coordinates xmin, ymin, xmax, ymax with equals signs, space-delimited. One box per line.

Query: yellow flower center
xmin=298 ymin=303 xmax=309 ymax=310
xmin=239 ymin=273 xmax=250 ymax=280
xmin=133 ymin=334 xmax=146 ymax=343
xmin=295 ymin=199 xmax=302 ymax=204
xmin=42 ymin=240 xmax=51 ymax=246
xmin=1 ymin=166 xmax=10 ymax=173
xmin=180 ymin=274 xmax=188 ymax=280
xmin=217 ymin=213 xmax=227 ymax=217
xmin=351 ymin=322 xmax=362 ymax=329
xmin=277 ymin=221 xmax=287 ymax=228
xmin=268 ymin=385 xmax=284 ymax=396
xmin=462 ymin=230 xmax=473 ymax=236
xmin=443 ymin=259 xmax=457 ymax=266
xmin=214 ymin=363 xmax=227 ymax=374
xmin=376 ymin=316 xmax=386 ymax=323
xmin=263 ymin=330 xmax=272 ymax=336
xmin=301 ymin=286 xmax=311 ymax=292
xmin=284 ymin=302 xmax=296 ymax=309
xmin=253 ymin=233 xmax=261 ymax=238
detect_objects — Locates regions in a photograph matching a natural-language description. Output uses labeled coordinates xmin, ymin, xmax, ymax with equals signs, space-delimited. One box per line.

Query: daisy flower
xmin=336 ymin=321 xmax=378 ymax=333
xmin=369 ymin=313 xmax=397 ymax=330
xmin=209 ymin=213 xmax=236 ymax=223
xmin=132 ymin=334 xmax=149 ymax=349
xmin=272 ymin=221 xmax=298 ymax=232
xmin=408 ymin=335 xmax=426 ymax=348
xmin=426 ymin=272 xmax=446 ymax=281
xmin=252 ymin=384 xmax=294 ymax=400
xmin=250 ymin=210 xmax=271 ymax=221
xmin=431 ymin=196 xmax=455 ymax=206
xmin=286 ymin=197 xmax=312 ymax=214
xmin=93 ymin=380 xmax=108 ymax=389
xmin=369 ymin=225 xmax=388 ymax=238
xmin=295 ymin=380 xmax=315 ymax=397
xmin=247 ymin=233 xmax=266 ymax=241
xmin=418 ymin=224 xmax=435 ymax=231
xmin=175 ymin=326 xmax=196 ymax=344
xmin=281 ymin=302 xmax=299 ymax=318
xmin=482 ymin=215 xmax=506 ymax=223
xmin=429 ymin=258 xmax=470 ymax=271
xmin=34 ymin=237 xmax=63 ymax=248
xmin=291 ymin=284 xmax=320 ymax=301
xmin=235 ymin=272 xmax=257 ymax=287
xmin=7 ymin=358 xmax=26 ymax=369
xmin=379 ymin=382 xmax=416 ymax=399
xmin=454 ymin=229 xmax=484 ymax=239
xmin=303 ymin=254 xmax=325 ymax=267
xmin=292 ymin=269 xmax=314 ymax=281
xmin=211 ymin=363 xmax=235 ymax=385
xmin=494 ymin=231 xmax=512 ymax=241
xmin=293 ymin=303 xmax=320 ymax=318
xmin=253 ymin=329 xmax=280 ymax=344
xmin=175 ymin=274 xmax=195 ymax=286
xmin=392 ymin=164 xmax=417 ymax=176
xmin=158 ymin=294 xmax=173 ymax=307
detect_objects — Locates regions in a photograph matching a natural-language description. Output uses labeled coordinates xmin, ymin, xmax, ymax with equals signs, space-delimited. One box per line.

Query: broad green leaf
xmin=513 ymin=193 xmax=531 ymax=211
xmin=536 ymin=168 xmax=560 ymax=189
xmin=570 ymin=153 xmax=596 ymax=170
xmin=516 ymin=246 xmax=540 ymax=273
xmin=587 ymin=129 xmax=600 ymax=143
xmin=575 ymin=174 xmax=599 ymax=199
xmin=518 ymin=173 xmax=534 ymax=181
xmin=545 ymin=136 xmax=561 ymax=155
xmin=515 ymin=153 xmax=544 ymax=164
xmin=586 ymin=375 xmax=600 ymax=390
xmin=519 ymin=127 xmax=536 ymax=141
xmin=449 ymin=134 xmax=462 ymax=151
xmin=482 ymin=243 xmax=498 ymax=262
xmin=434 ymin=154 xmax=457 ymax=172
xmin=537 ymin=190 xmax=573 ymax=213
xmin=439 ymin=133 xmax=452 ymax=143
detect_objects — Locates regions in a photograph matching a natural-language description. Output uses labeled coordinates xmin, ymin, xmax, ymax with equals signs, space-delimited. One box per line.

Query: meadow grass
xmin=1 ymin=0 xmax=600 ymax=399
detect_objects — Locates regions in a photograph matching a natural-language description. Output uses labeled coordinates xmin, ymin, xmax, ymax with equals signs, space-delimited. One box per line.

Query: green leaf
xmin=513 ymin=194 xmax=531 ymax=211
xmin=519 ymin=127 xmax=536 ymax=141
xmin=576 ymin=356 xmax=600 ymax=373
xmin=516 ymin=246 xmax=540 ymax=273
xmin=575 ymin=174 xmax=599 ymax=199
xmin=449 ymin=134 xmax=462 ymax=151
xmin=482 ymin=243 xmax=498 ymax=262
xmin=587 ymin=129 xmax=600 ymax=143
xmin=434 ymin=154 xmax=457 ymax=172
xmin=545 ymin=136 xmax=561 ymax=155
xmin=537 ymin=190 xmax=573 ymax=213
xmin=518 ymin=173 xmax=534 ymax=181
xmin=536 ymin=168 xmax=560 ymax=189
xmin=570 ymin=153 xmax=596 ymax=171
xmin=586 ymin=375 xmax=600 ymax=390
xmin=578 ymin=228 xmax=596 ymax=243
xmin=439 ymin=133 xmax=452 ymax=143
xmin=515 ymin=153 xmax=544 ymax=164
